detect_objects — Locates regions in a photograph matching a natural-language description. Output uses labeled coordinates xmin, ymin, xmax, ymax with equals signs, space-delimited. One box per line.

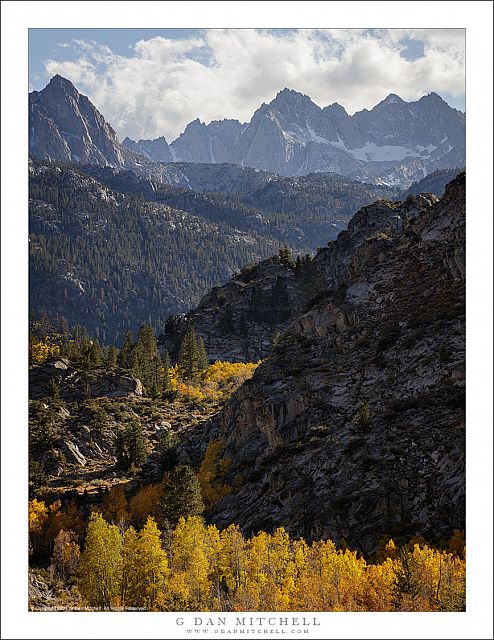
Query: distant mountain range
xmin=29 ymin=157 xmax=397 ymax=343
xmin=30 ymin=75 xmax=465 ymax=188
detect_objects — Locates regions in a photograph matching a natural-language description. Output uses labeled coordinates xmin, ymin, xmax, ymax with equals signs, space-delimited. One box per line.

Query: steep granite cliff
xmin=209 ymin=174 xmax=465 ymax=553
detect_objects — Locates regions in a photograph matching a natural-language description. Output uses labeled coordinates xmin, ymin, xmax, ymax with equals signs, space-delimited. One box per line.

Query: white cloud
xmin=42 ymin=29 xmax=465 ymax=142
xmin=45 ymin=57 xmax=98 ymax=87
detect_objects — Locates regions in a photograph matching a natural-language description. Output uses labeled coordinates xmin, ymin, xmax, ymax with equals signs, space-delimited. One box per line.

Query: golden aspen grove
xmin=29 ymin=499 xmax=465 ymax=612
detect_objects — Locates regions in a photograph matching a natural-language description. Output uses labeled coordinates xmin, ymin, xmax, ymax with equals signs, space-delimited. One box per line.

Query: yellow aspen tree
xmin=335 ymin=549 xmax=367 ymax=611
xmin=29 ymin=337 xmax=60 ymax=365
xmin=289 ymin=538 xmax=314 ymax=611
xmin=29 ymin=499 xmax=48 ymax=556
xmin=29 ymin=499 xmax=61 ymax=558
xmin=218 ymin=524 xmax=247 ymax=596
xmin=78 ymin=512 xmax=123 ymax=610
xmin=265 ymin=527 xmax=292 ymax=611
xmin=409 ymin=543 xmax=447 ymax=611
xmin=394 ymin=545 xmax=429 ymax=611
xmin=375 ymin=536 xmax=398 ymax=563
xmin=136 ymin=517 xmax=170 ymax=609
xmin=363 ymin=558 xmax=398 ymax=611
xmin=46 ymin=500 xmax=85 ymax=548
xmin=169 ymin=516 xmax=212 ymax=610
xmin=157 ymin=571 xmax=190 ymax=611
xmin=242 ymin=530 xmax=271 ymax=610
xmin=313 ymin=538 xmax=339 ymax=610
xmin=121 ymin=526 xmax=140 ymax=608
xmin=436 ymin=552 xmax=466 ymax=611
xmin=29 ymin=499 xmax=48 ymax=531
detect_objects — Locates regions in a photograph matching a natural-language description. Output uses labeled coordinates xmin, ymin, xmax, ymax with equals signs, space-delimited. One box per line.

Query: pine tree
xmin=106 ymin=345 xmax=118 ymax=370
xmin=278 ymin=245 xmax=295 ymax=267
xmin=134 ymin=324 xmax=162 ymax=394
xmin=155 ymin=429 xmax=178 ymax=473
xmin=128 ymin=421 xmax=147 ymax=469
xmin=196 ymin=337 xmax=209 ymax=372
xmin=160 ymin=465 xmax=204 ymax=526
xmin=115 ymin=420 xmax=148 ymax=471
xmin=118 ymin=331 xmax=133 ymax=370
xmin=178 ymin=325 xmax=199 ymax=380
xmin=89 ymin=340 xmax=102 ymax=368
xmin=78 ymin=339 xmax=95 ymax=372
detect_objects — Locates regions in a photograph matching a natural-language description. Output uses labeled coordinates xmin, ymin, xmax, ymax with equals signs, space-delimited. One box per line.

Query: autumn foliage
xmin=166 ymin=360 xmax=260 ymax=404
xmin=28 ymin=498 xmax=465 ymax=612
xmin=29 ymin=337 xmax=60 ymax=365
xmin=68 ymin=511 xmax=465 ymax=611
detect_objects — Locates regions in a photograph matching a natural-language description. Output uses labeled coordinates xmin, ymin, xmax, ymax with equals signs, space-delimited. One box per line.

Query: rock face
xmin=122 ymin=136 xmax=173 ymax=162
xmin=163 ymin=193 xmax=439 ymax=363
xmin=149 ymin=89 xmax=464 ymax=188
xmin=29 ymin=75 xmax=128 ymax=166
xmin=29 ymin=76 xmax=176 ymax=183
xmin=162 ymin=254 xmax=312 ymax=362
xmin=210 ymin=174 xmax=465 ymax=553
xmin=30 ymin=77 xmax=465 ymax=189
xmin=170 ymin=118 xmax=247 ymax=164
xmin=232 ymin=89 xmax=464 ymax=186
xmin=399 ymin=167 xmax=462 ymax=199
xmin=29 ymin=357 xmax=143 ymax=402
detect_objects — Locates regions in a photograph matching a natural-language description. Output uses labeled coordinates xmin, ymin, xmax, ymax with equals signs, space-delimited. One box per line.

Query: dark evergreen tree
xmin=196 ymin=337 xmax=209 ymax=371
xmin=178 ymin=325 xmax=199 ymax=380
xmin=126 ymin=420 xmax=147 ymax=469
xmin=115 ymin=420 xmax=148 ymax=470
xmin=118 ymin=331 xmax=133 ymax=370
xmin=154 ymin=429 xmax=179 ymax=473
xmin=133 ymin=324 xmax=161 ymax=393
xmin=106 ymin=345 xmax=118 ymax=370
xmin=159 ymin=465 xmax=204 ymax=526
xmin=89 ymin=341 xmax=102 ymax=368
xmin=278 ymin=244 xmax=295 ymax=267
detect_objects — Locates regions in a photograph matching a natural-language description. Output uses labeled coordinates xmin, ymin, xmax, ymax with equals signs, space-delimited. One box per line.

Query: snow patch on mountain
xmin=349 ymin=142 xmax=438 ymax=162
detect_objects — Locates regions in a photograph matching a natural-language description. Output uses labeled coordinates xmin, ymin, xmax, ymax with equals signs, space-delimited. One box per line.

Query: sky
xmin=29 ymin=28 xmax=465 ymax=142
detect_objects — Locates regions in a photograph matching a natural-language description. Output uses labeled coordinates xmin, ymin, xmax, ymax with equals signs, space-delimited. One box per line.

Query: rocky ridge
xmin=207 ymin=174 xmax=465 ymax=552
xmin=30 ymin=77 xmax=465 ymax=189
xmin=166 ymin=191 xmax=440 ymax=362
xmin=29 ymin=357 xmax=143 ymax=402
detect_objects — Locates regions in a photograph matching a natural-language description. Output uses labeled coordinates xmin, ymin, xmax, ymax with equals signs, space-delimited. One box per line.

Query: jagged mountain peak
xmin=416 ymin=91 xmax=452 ymax=108
xmin=30 ymin=76 xmax=465 ymax=188
xmin=324 ymin=102 xmax=348 ymax=114
xmin=380 ymin=92 xmax=405 ymax=105
xmin=270 ymin=87 xmax=318 ymax=109
xmin=46 ymin=73 xmax=76 ymax=90
xmin=420 ymin=91 xmax=445 ymax=101
xmin=187 ymin=117 xmax=205 ymax=128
